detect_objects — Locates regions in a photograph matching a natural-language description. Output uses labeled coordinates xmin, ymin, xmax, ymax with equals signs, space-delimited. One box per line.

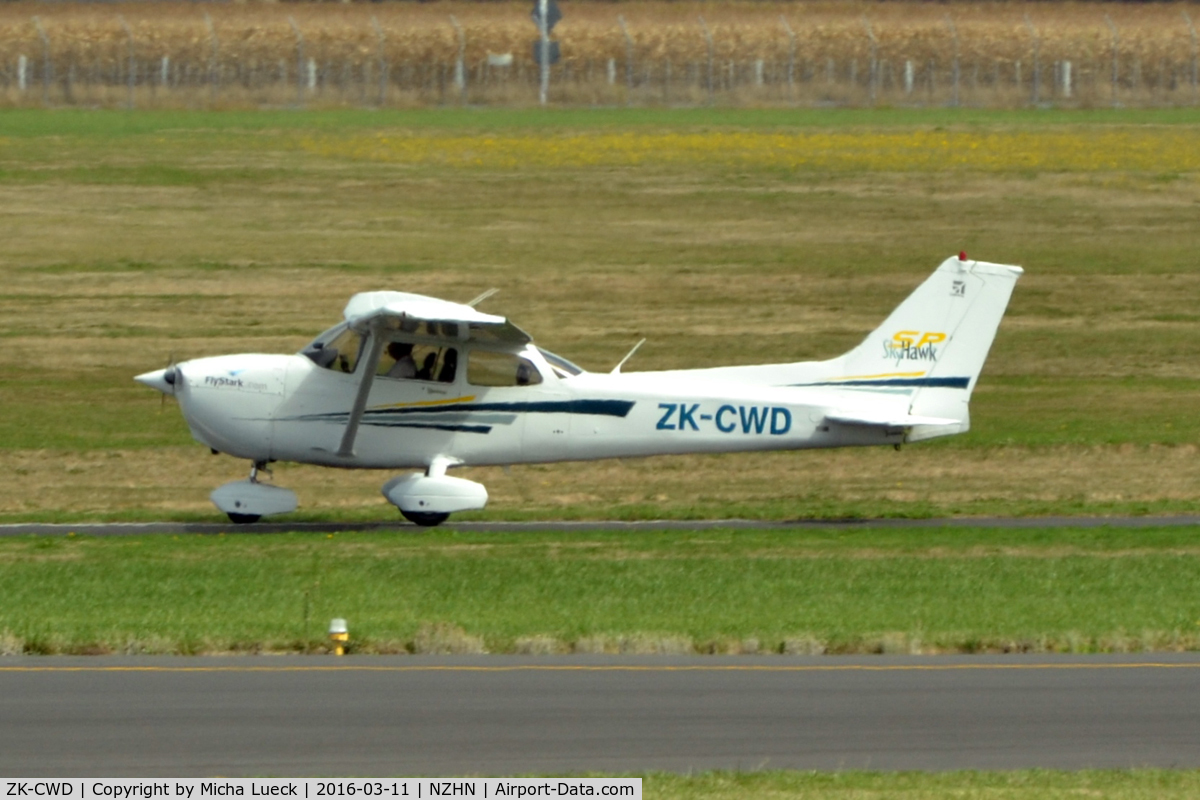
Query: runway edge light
xmin=329 ymin=618 xmax=349 ymax=656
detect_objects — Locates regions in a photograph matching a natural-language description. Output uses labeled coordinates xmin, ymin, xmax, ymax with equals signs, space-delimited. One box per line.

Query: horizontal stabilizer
xmin=825 ymin=412 xmax=961 ymax=429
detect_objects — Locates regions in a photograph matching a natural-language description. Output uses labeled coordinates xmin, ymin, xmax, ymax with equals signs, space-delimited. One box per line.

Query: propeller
xmin=160 ymin=353 xmax=177 ymax=410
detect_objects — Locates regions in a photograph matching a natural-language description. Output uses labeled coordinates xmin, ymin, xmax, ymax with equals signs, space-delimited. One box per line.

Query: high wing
xmin=338 ymin=291 xmax=531 ymax=457
xmin=343 ymin=291 xmax=530 ymax=345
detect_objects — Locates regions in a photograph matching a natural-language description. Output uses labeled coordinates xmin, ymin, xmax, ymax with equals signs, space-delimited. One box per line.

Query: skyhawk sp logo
xmin=883 ymin=331 xmax=945 ymax=366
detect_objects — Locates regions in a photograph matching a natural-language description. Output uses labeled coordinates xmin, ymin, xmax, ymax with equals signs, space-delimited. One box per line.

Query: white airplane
xmin=136 ymin=254 xmax=1021 ymax=526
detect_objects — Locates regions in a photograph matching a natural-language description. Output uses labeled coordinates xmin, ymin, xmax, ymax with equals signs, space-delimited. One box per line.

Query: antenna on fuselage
xmin=467 ymin=288 xmax=499 ymax=307
xmin=611 ymin=338 xmax=646 ymax=375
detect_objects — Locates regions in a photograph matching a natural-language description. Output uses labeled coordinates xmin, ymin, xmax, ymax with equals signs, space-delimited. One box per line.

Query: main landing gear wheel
xmin=401 ymin=510 xmax=450 ymax=527
xmin=227 ymin=513 xmax=262 ymax=524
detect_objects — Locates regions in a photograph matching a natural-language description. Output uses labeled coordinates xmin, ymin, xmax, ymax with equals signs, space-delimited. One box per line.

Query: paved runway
xmin=4 ymin=515 xmax=1200 ymax=536
xmin=2 ymin=655 xmax=1199 ymax=776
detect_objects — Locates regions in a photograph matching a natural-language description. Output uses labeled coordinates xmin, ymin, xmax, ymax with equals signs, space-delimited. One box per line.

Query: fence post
xmin=289 ymin=16 xmax=305 ymax=107
xmin=119 ymin=16 xmax=135 ymax=108
xmin=862 ymin=17 xmax=878 ymax=105
xmin=449 ymin=15 xmax=466 ymax=104
xmin=535 ymin=0 xmax=549 ymax=105
xmin=617 ymin=16 xmax=633 ymax=104
xmin=1062 ymin=60 xmax=1072 ymax=99
xmin=905 ymin=60 xmax=914 ymax=94
xmin=372 ymin=16 xmax=388 ymax=107
xmin=203 ymin=13 xmax=219 ymax=102
xmin=780 ymin=15 xmax=796 ymax=103
xmin=1105 ymin=15 xmax=1119 ymax=107
xmin=204 ymin=12 xmax=220 ymax=102
xmin=1184 ymin=10 xmax=1198 ymax=101
xmin=18 ymin=54 xmax=27 ymax=94
xmin=32 ymin=17 xmax=49 ymax=106
xmin=161 ymin=55 xmax=170 ymax=91
xmin=699 ymin=17 xmax=714 ymax=106
xmin=1025 ymin=14 xmax=1039 ymax=106
xmin=945 ymin=15 xmax=960 ymax=107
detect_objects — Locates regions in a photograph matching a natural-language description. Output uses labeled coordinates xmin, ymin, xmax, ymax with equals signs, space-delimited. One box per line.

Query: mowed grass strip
xmin=643 ymin=770 xmax=1200 ymax=800
xmin=4 ymin=445 xmax=1200 ymax=523
xmin=2 ymin=527 xmax=1198 ymax=656
xmin=1 ymin=108 xmax=1199 ymax=521
xmin=646 ymin=770 xmax=1200 ymax=800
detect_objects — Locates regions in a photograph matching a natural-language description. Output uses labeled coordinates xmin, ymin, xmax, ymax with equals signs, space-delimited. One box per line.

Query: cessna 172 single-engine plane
xmin=135 ymin=254 xmax=1021 ymax=526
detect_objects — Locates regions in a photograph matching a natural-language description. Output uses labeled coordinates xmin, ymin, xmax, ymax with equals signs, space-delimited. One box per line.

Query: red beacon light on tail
xmin=959 ymin=251 xmax=968 ymax=261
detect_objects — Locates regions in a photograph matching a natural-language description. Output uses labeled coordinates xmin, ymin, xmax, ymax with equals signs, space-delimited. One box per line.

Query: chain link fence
xmin=1 ymin=5 xmax=1196 ymax=110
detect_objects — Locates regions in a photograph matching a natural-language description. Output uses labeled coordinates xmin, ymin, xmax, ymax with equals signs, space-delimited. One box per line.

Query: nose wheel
xmin=210 ymin=460 xmax=297 ymax=524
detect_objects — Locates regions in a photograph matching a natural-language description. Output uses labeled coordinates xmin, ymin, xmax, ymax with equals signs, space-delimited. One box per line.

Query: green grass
xmin=3 ymin=526 xmax=1199 ymax=656
xmin=643 ymin=770 xmax=1200 ymax=799
xmin=3 ymin=107 xmax=1200 ymax=138
xmin=1 ymin=106 xmax=1199 ymax=521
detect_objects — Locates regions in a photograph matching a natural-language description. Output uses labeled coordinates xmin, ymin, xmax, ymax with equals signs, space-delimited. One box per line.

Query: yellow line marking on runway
xmin=1 ymin=663 xmax=1198 ymax=673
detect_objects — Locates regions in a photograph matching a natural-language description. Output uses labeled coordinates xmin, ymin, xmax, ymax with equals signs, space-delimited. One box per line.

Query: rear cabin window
xmin=537 ymin=347 xmax=584 ymax=378
xmin=468 ymin=350 xmax=543 ymax=387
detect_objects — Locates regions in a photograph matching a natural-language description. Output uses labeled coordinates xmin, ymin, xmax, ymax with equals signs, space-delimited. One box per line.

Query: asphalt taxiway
xmin=2 ymin=654 xmax=1199 ymax=776
xmin=3 ymin=515 xmax=1200 ymax=536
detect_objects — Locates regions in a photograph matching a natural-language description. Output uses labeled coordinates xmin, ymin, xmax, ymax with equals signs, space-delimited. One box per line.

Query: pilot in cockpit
xmin=386 ymin=342 xmax=417 ymax=379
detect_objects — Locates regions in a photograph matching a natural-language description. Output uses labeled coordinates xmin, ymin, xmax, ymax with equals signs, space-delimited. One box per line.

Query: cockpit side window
xmin=379 ymin=341 xmax=459 ymax=384
xmin=468 ymin=350 xmax=543 ymax=387
xmin=302 ymin=325 xmax=364 ymax=374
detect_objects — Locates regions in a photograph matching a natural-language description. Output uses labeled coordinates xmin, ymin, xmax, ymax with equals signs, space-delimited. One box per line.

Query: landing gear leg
xmin=226 ymin=461 xmax=270 ymax=524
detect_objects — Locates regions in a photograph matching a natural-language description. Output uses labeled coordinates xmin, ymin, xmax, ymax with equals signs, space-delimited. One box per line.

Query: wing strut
xmin=338 ymin=322 xmax=387 ymax=458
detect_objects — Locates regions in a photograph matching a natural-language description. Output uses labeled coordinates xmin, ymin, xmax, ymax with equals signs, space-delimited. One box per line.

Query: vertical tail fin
xmin=837 ymin=254 xmax=1023 ymax=440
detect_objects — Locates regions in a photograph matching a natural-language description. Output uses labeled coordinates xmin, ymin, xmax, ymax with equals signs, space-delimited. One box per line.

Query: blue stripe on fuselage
xmin=791 ymin=377 xmax=971 ymax=389
xmin=278 ymin=398 xmax=636 ymax=434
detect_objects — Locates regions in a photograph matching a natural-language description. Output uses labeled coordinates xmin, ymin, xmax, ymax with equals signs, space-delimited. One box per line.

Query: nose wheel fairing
xmin=210 ymin=476 xmax=298 ymax=524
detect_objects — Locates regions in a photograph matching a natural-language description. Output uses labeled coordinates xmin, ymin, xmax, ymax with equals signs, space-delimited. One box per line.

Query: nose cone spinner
xmin=135 ymin=366 xmax=179 ymax=396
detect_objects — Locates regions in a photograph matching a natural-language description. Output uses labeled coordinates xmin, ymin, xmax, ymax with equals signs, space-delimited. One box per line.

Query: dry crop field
xmin=0 ymin=107 xmax=1198 ymax=523
xmin=0 ymin=1 xmax=1198 ymax=109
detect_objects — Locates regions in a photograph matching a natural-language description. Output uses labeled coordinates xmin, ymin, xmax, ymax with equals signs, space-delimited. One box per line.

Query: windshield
xmin=301 ymin=323 xmax=364 ymax=374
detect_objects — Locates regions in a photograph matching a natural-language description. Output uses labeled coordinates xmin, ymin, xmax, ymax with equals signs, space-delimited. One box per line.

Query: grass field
xmin=3 ymin=526 xmax=1198 ymax=656
xmin=1 ymin=107 xmax=1199 ymax=523
xmin=643 ymin=771 xmax=1200 ymax=800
